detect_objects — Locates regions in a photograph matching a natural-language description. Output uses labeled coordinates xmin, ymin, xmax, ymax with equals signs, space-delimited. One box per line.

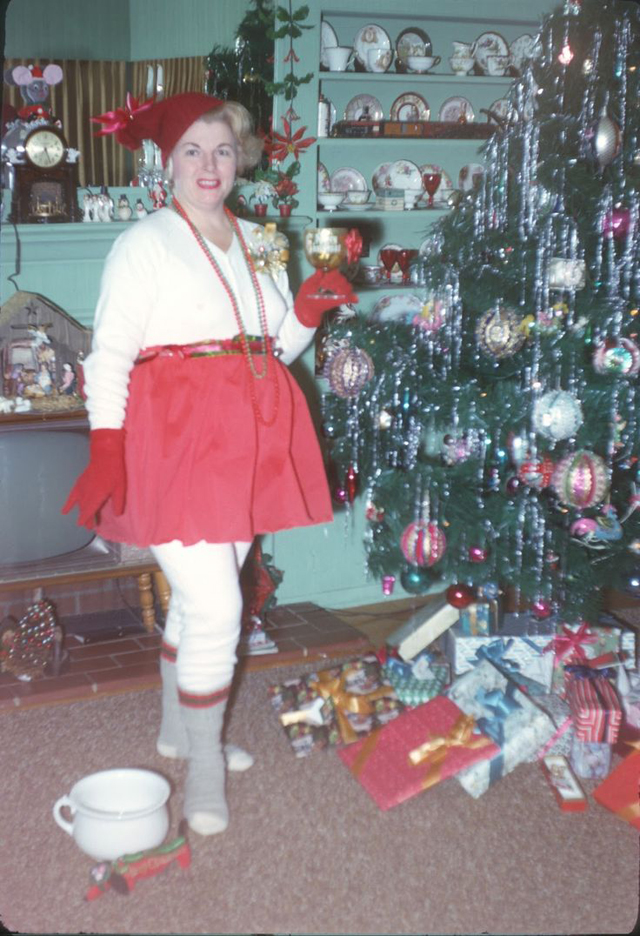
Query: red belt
xmin=135 ymin=336 xmax=272 ymax=364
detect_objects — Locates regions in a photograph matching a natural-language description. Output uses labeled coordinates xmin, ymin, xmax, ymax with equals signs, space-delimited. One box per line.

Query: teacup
xmin=343 ymin=189 xmax=371 ymax=205
xmin=403 ymin=188 xmax=423 ymax=210
xmin=360 ymin=264 xmax=382 ymax=285
xmin=326 ymin=46 xmax=354 ymax=71
xmin=406 ymin=54 xmax=440 ymax=73
xmin=485 ymin=54 xmax=511 ymax=76
xmin=449 ymin=55 xmax=475 ymax=74
xmin=366 ymin=47 xmax=393 ymax=73
xmin=452 ymin=41 xmax=473 ymax=56
xmin=53 ymin=768 xmax=171 ymax=861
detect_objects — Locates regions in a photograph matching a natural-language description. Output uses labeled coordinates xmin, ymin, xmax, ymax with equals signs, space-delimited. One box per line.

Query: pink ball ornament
xmin=468 ymin=545 xmax=489 ymax=563
xmin=400 ymin=521 xmax=446 ymax=567
xmin=571 ymin=517 xmax=598 ymax=537
xmin=332 ymin=485 xmax=348 ymax=505
xmin=602 ymin=207 xmax=631 ymax=239
xmin=531 ymin=598 xmax=553 ymax=619
xmin=551 ymin=450 xmax=610 ymax=508
xmin=446 ymin=583 xmax=476 ymax=609
xmin=382 ymin=575 xmax=396 ymax=596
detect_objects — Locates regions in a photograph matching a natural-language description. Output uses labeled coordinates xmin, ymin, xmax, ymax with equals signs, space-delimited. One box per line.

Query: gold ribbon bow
xmin=408 ymin=713 xmax=493 ymax=791
xmin=310 ymin=667 xmax=396 ymax=745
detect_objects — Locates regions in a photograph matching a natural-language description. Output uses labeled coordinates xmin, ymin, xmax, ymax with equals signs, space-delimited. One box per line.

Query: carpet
xmin=1 ymin=658 xmax=638 ymax=936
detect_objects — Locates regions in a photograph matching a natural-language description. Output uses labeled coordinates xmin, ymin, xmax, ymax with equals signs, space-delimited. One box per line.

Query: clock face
xmin=24 ymin=129 xmax=66 ymax=169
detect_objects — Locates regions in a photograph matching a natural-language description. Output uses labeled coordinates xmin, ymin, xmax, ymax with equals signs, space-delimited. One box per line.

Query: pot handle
xmin=52 ymin=795 xmax=74 ymax=836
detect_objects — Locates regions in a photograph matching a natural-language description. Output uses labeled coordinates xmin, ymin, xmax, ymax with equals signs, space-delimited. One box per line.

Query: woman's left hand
xmin=294 ymin=270 xmax=359 ymax=328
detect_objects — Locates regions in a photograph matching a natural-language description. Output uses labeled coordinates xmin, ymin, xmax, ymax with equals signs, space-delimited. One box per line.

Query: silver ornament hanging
xmin=593 ymin=105 xmax=622 ymax=170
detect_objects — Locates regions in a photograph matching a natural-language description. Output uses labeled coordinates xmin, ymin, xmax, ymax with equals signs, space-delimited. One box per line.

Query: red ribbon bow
xmin=91 ymin=93 xmax=155 ymax=137
xmin=545 ymin=622 xmax=598 ymax=667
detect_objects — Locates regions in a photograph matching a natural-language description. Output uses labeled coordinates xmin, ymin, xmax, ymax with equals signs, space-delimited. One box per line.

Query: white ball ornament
xmin=532 ymin=390 xmax=583 ymax=441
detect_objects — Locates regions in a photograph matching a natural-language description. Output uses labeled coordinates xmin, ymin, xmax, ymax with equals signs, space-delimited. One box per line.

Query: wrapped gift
xmin=382 ymin=660 xmax=450 ymax=707
xmin=593 ymin=739 xmax=640 ymax=829
xmin=524 ymin=692 xmax=574 ymax=762
xmin=565 ymin=665 xmax=622 ymax=743
xmin=569 ymin=734 xmax=612 ymax=779
xmin=338 ymin=694 xmax=499 ymax=810
xmin=616 ymin=666 xmax=640 ymax=729
xmin=444 ymin=613 xmax=555 ymax=691
xmin=446 ymin=658 xmax=556 ymax=798
xmin=548 ymin=621 xmax=636 ymax=694
xmin=268 ymin=653 xmax=404 ymax=758
xmin=458 ymin=599 xmax=501 ymax=636
xmin=540 ymin=754 xmax=588 ymax=812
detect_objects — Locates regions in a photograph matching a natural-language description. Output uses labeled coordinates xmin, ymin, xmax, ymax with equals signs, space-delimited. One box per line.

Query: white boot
xmin=182 ymin=701 xmax=229 ymax=836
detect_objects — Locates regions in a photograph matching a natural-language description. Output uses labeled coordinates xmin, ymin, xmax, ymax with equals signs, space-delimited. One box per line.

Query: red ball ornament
xmin=468 ymin=545 xmax=489 ymax=563
xmin=518 ymin=455 xmax=555 ymax=489
xmin=446 ymin=583 xmax=476 ymax=609
xmin=602 ymin=207 xmax=631 ymax=239
xmin=530 ymin=598 xmax=553 ymax=619
xmin=345 ymin=464 xmax=358 ymax=503
xmin=332 ymin=485 xmax=348 ymax=505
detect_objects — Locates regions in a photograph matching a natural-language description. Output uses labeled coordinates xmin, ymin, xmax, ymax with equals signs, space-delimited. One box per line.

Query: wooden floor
xmin=0 ymin=597 xmax=427 ymax=712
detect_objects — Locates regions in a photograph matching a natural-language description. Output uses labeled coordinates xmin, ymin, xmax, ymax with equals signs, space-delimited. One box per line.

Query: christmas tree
xmin=322 ymin=0 xmax=640 ymax=624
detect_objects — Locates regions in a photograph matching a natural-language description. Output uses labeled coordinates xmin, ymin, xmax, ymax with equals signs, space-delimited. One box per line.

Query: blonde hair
xmin=164 ymin=100 xmax=263 ymax=184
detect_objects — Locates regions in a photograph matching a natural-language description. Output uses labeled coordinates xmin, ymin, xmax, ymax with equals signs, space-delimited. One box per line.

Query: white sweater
xmin=83 ymin=208 xmax=315 ymax=429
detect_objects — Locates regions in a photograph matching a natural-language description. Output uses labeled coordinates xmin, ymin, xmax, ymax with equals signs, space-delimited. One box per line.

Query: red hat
xmin=92 ymin=91 xmax=224 ymax=166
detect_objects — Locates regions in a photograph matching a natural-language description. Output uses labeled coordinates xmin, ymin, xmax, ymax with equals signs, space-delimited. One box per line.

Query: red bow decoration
xmin=545 ymin=622 xmax=598 ymax=666
xmin=91 ymin=93 xmax=155 ymax=137
xmin=345 ymin=228 xmax=363 ymax=265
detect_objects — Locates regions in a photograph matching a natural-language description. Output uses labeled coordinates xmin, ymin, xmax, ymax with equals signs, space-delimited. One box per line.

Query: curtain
xmin=3 ymin=56 xmax=206 ymax=187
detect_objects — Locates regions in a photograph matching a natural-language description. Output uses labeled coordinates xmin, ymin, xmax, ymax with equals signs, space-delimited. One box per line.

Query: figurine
xmin=150 ymin=180 xmax=167 ymax=210
xmin=82 ymin=192 xmax=94 ymax=222
xmin=37 ymin=363 xmax=53 ymax=395
xmin=3 ymin=63 xmax=63 ymax=122
xmin=59 ymin=362 xmax=76 ymax=395
xmin=96 ymin=191 xmax=114 ymax=222
xmin=117 ymin=194 xmax=133 ymax=221
xmin=135 ymin=198 xmax=148 ymax=220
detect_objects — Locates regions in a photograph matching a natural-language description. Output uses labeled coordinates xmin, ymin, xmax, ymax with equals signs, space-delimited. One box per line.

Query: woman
xmin=63 ymin=92 xmax=357 ymax=836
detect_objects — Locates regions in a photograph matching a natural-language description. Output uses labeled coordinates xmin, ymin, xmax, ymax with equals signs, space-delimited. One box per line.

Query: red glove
xmin=294 ymin=269 xmax=359 ymax=328
xmin=62 ymin=428 xmax=126 ymax=528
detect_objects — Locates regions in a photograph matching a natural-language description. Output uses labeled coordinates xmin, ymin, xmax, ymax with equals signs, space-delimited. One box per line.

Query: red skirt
xmin=96 ymin=349 xmax=333 ymax=546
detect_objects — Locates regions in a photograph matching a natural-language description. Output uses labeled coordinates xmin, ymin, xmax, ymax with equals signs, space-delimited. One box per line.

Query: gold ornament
xmin=247 ymin=222 xmax=290 ymax=278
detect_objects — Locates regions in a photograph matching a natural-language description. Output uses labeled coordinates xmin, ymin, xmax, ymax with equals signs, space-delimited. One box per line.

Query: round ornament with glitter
xmin=593 ymin=106 xmax=622 ymax=171
xmin=602 ymin=207 xmax=631 ymax=240
xmin=532 ymin=390 xmax=583 ymax=441
xmin=400 ymin=521 xmax=446 ymax=568
xmin=593 ymin=337 xmax=640 ymax=376
xmin=551 ymin=450 xmax=610 ymax=509
xmin=518 ymin=454 xmax=555 ymax=489
xmin=475 ymin=306 xmax=526 ymax=360
xmin=400 ymin=565 xmax=436 ymax=594
xmin=327 ymin=346 xmax=374 ymax=399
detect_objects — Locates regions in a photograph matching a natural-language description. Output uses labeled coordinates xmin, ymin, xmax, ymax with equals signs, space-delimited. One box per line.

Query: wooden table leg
xmin=137 ymin=572 xmax=156 ymax=632
xmin=153 ymin=570 xmax=171 ymax=620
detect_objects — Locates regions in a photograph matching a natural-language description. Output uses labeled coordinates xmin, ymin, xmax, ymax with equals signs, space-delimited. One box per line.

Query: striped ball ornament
xmin=551 ymin=450 xmax=610 ymax=508
xmin=400 ymin=521 xmax=446 ymax=567
xmin=328 ymin=346 xmax=375 ymax=399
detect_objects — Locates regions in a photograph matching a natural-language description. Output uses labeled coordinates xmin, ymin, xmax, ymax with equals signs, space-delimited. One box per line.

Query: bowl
xmin=449 ymin=55 xmax=475 ymax=74
xmin=406 ymin=55 xmax=440 ymax=73
xmin=343 ymin=189 xmax=371 ymax=206
xmin=318 ymin=192 xmax=345 ymax=211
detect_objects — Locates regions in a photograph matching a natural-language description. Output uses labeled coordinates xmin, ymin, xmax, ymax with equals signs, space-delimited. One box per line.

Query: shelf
xmin=319 ymin=135 xmax=491 ymax=145
xmin=315 ymin=207 xmax=449 ymax=219
xmin=320 ymin=72 xmax=515 ymax=85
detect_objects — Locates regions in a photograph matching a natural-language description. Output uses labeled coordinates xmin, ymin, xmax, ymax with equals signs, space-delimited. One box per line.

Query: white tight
xmin=150 ymin=539 xmax=253 ymax=696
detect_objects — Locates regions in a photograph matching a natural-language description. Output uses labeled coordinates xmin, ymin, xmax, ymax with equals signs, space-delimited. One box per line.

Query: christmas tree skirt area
xmin=2 ymin=657 xmax=637 ymax=936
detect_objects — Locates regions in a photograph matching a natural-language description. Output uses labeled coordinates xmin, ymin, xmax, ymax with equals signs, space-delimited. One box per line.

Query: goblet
xmin=422 ymin=171 xmax=442 ymax=208
xmin=303 ymin=227 xmax=350 ymax=301
xmin=397 ymin=248 xmax=418 ymax=284
xmin=379 ymin=246 xmax=400 ymax=282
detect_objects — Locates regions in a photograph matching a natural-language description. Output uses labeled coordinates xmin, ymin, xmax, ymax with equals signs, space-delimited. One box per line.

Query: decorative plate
xmin=389 ymin=92 xmax=430 ymax=122
xmin=372 ymin=162 xmax=393 ymax=191
xmin=320 ymin=20 xmax=338 ymax=69
xmin=344 ymin=93 xmax=384 ymax=122
xmin=371 ymin=292 xmax=424 ymax=323
xmin=438 ymin=96 xmax=475 ymax=123
xmin=458 ymin=162 xmax=485 ymax=191
xmin=487 ymin=99 xmax=511 ymax=122
xmin=388 ymin=159 xmax=422 ymax=190
xmin=510 ymin=33 xmax=536 ymax=74
xmin=353 ymin=23 xmax=392 ymax=68
xmin=395 ymin=27 xmax=433 ymax=71
xmin=418 ymin=165 xmax=453 ymax=205
xmin=472 ymin=31 xmax=509 ymax=73
xmin=318 ymin=162 xmax=331 ymax=193
xmin=330 ymin=166 xmax=368 ymax=193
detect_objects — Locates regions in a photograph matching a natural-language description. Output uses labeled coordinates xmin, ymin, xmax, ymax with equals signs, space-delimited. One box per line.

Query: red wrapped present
xmin=337 ymin=694 xmax=499 ymax=810
xmin=593 ymin=740 xmax=640 ymax=830
xmin=565 ymin=666 xmax=622 ymax=743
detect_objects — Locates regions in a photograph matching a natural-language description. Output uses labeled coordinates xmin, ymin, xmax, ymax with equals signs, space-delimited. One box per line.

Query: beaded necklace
xmin=171 ymin=197 xmax=279 ymax=427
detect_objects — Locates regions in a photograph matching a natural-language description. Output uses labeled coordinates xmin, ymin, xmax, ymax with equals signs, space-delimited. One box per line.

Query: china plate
xmin=418 ymin=164 xmax=453 ymax=205
xmin=330 ymin=166 xmax=368 ymax=193
xmin=390 ymin=92 xmax=430 ymax=122
xmin=510 ymin=33 xmax=536 ymax=74
xmin=472 ymin=31 xmax=509 ymax=74
xmin=371 ymin=292 xmax=424 ymax=323
xmin=388 ymin=159 xmax=422 ymax=190
xmin=395 ymin=27 xmax=432 ymax=72
xmin=344 ymin=93 xmax=384 ymax=122
xmin=438 ymin=96 xmax=475 ymax=123
xmin=458 ymin=162 xmax=484 ymax=191
xmin=372 ymin=161 xmax=393 ymax=191
xmin=320 ymin=20 xmax=338 ymax=69
xmin=487 ymin=99 xmax=511 ymax=122
xmin=318 ymin=162 xmax=331 ymax=193
xmin=353 ymin=23 xmax=392 ymax=68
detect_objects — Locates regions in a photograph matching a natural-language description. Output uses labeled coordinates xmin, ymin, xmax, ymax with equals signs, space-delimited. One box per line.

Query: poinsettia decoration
xmin=264 ymin=116 xmax=316 ymax=164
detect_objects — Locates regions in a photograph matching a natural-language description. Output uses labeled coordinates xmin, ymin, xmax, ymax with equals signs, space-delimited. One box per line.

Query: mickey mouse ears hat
xmin=92 ymin=91 xmax=224 ymax=166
